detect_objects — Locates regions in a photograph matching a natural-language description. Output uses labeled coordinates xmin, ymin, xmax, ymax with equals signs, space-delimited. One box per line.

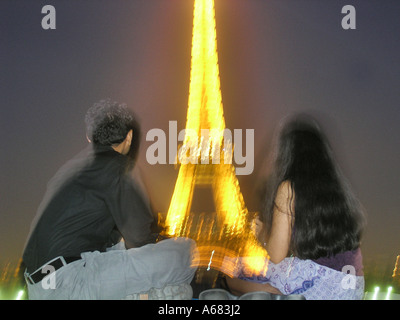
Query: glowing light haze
xmin=1 ymin=1 xmax=399 ymax=272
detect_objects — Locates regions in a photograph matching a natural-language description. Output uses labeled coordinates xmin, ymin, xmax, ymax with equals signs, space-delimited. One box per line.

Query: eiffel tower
xmin=161 ymin=0 xmax=268 ymax=278
xmin=393 ymin=255 xmax=400 ymax=289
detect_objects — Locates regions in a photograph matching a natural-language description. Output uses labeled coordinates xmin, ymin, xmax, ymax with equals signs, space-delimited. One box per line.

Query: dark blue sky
xmin=1 ymin=0 xmax=399 ymax=270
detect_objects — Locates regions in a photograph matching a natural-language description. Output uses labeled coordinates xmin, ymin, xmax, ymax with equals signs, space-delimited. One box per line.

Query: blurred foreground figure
xmin=22 ymin=100 xmax=197 ymax=299
xmin=228 ymin=114 xmax=366 ymax=300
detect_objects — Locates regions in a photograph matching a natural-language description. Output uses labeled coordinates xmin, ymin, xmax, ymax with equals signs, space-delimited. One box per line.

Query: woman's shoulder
xmin=277 ymin=180 xmax=293 ymax=195
xmin=274 ymin=180 xmax=295 ymax=214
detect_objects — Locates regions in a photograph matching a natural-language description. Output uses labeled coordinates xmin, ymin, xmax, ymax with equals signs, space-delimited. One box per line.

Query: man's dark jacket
xmin=23 ymin=145 xmax=158 ymax=273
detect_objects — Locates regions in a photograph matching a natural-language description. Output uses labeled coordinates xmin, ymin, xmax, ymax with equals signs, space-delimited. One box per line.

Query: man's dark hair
xmin=85 ymin=99 xmax=141 ymax=162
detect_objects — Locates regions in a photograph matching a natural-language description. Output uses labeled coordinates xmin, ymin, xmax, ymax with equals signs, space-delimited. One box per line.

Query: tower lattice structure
xmin=161 ymin=0 xmax=268 ymax=277
xmin=392 ymin=255 xmax=400 ymax=289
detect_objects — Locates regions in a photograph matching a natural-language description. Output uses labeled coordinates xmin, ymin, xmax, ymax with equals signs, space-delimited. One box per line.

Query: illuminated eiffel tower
xmin=161 ymin=0 xmax=268 ymax=278
xmin=393 ymin=255 xmax=400 ymax=288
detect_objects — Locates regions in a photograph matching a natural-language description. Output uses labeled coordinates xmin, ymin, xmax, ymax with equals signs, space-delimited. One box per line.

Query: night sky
xmin=1 ymin=0 xmax=399 ymax=272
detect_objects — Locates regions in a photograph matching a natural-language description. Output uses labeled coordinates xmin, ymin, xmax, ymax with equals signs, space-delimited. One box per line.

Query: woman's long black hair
xmin=263 ymin=114 xmax=365 ymax=260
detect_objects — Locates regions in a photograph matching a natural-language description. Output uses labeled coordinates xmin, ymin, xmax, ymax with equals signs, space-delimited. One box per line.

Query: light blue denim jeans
xmin=25 ymin=237 xmax=198 ymax=300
